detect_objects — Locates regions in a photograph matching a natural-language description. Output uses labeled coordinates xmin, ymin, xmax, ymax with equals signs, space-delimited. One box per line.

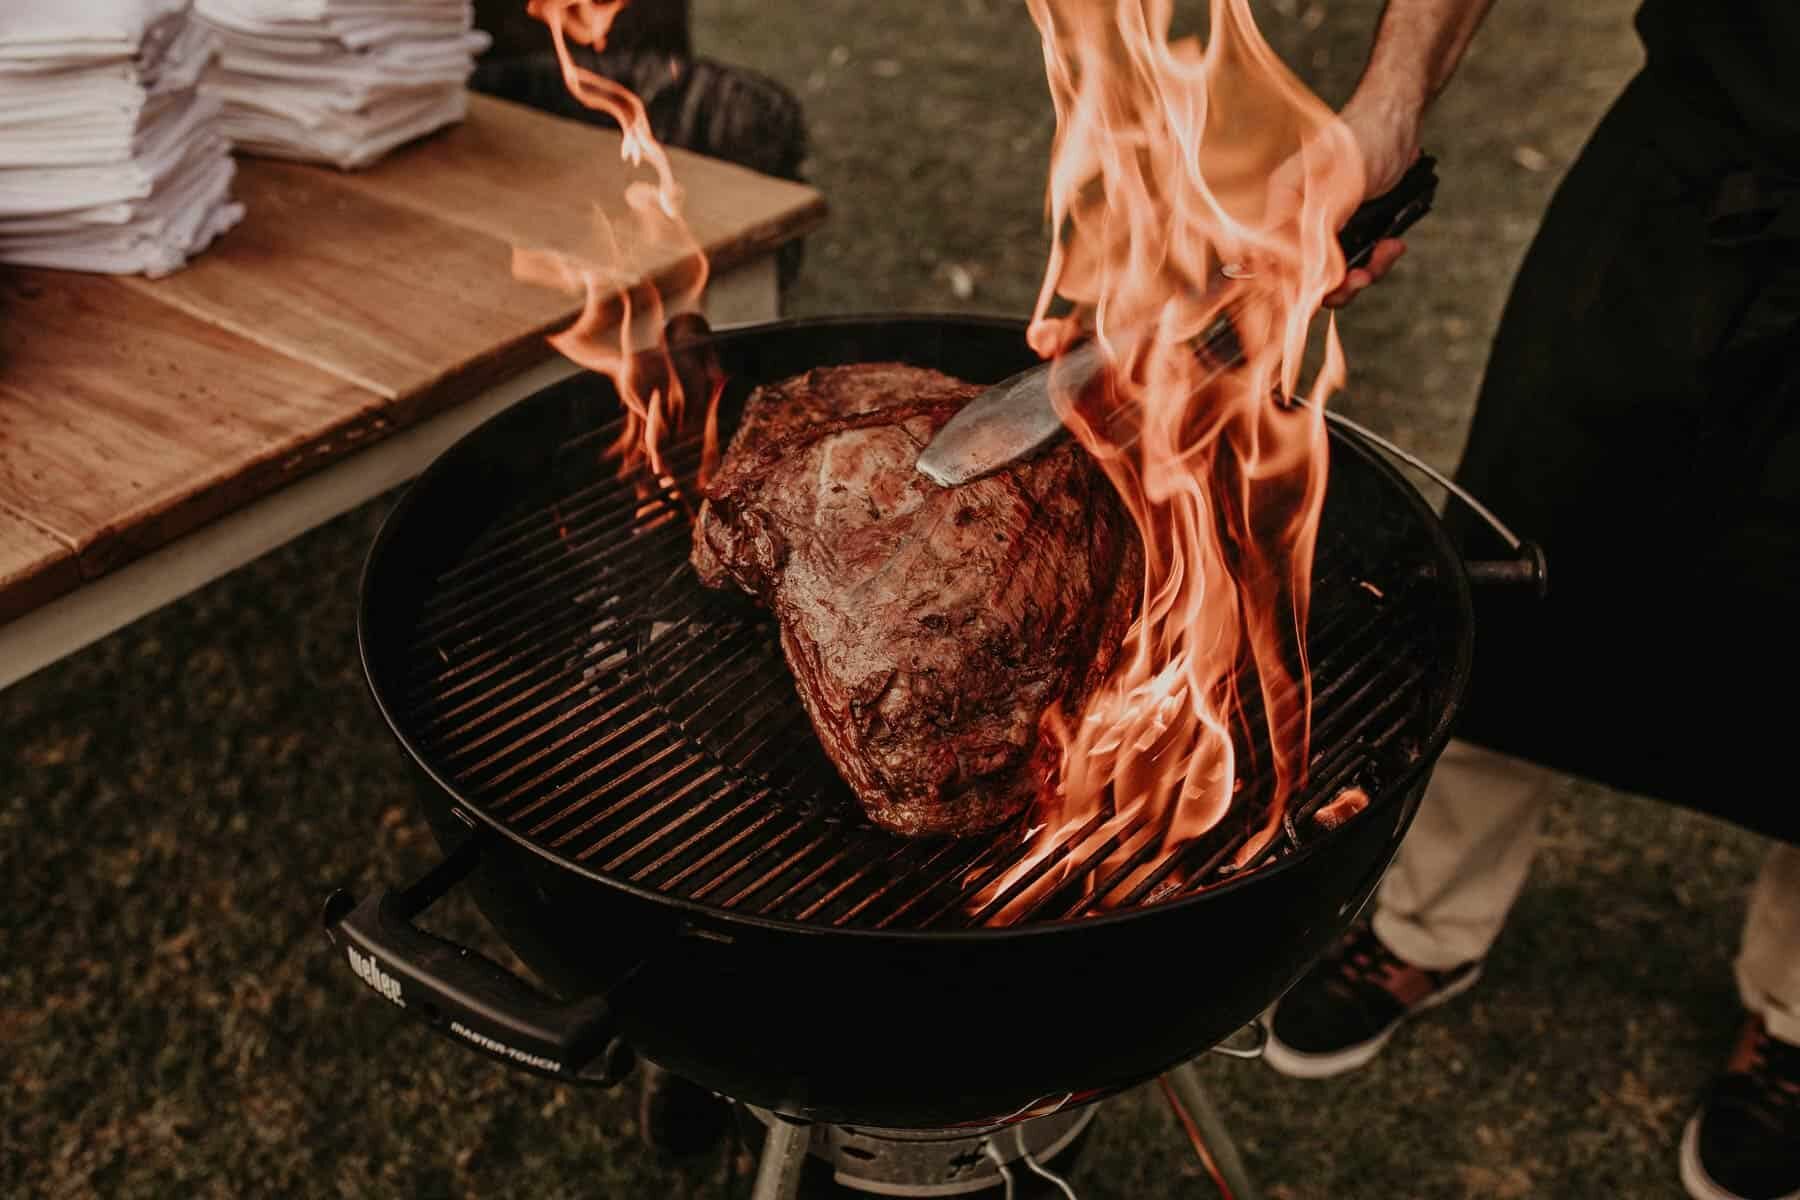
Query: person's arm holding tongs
xmin=1325 ymin=0 xmax=1498 ymax=306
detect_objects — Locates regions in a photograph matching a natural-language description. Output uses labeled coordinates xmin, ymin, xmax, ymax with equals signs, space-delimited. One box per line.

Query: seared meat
xmin=691 ymin=362 xmax=1141 ymax=838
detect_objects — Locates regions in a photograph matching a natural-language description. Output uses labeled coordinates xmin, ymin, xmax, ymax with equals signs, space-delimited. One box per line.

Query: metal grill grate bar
xmin=406 ymin=508 xmax=690 ymax=696
xmin=429 ymin=645 xmax=644 ymax=774
xmin=630 ymin=785 xmax=777 ymax=887
xmin=903 ymin=809 xmax=1116 ymax=930
xmin=700 ymin=543 xmax=1386 ymax=928
xmin=387 ymin=404 xmax=1460 ymax=930
xmin=445 ymin=615 xmax=765 ymax=810
xmin=428 ymin=469 xmax=641 ymax=600
xmin=415 ymin=486 xmax=687 ymax=644
xmin=520 ymin=721 xmax=684 ymax=833
xmin=1110 ymin=662 xmax=1427 ymax=911
xmin=828 ymin=836 xmax=1002 ymax=927
xmin=413 ymin=438 xmax=703 ymax=636
xmin=932 ymin=572 xmax=1426 ymax=926
xmin=598 ymin=701 xmax=820 ymax=882
xmin=428 ymin=423 xmax=627 ymax=583
xmin=691 ymin=820 xmax=831 ymax=906
xmin=412 ymin=607 xmax=633 ymax=737
xmin=562 ymin=755 xmax=721 ymax=857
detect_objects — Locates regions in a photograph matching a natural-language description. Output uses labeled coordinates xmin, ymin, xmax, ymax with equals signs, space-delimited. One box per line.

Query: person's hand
xmin=1321 ymin=87 xmax=1424 ymax=308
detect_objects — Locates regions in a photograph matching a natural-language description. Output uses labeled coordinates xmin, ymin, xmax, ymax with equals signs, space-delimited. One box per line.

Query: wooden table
xmin=0 ymin=94 xmax=824 ymax=690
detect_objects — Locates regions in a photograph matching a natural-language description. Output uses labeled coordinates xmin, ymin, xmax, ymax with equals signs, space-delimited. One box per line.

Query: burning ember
xmin=981 ymin=0 xmax=1365 ymax=914
xmin=516 ymin=1 xmax=1368 ymax=920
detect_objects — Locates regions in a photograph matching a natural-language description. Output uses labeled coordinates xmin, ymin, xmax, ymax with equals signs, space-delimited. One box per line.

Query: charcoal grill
xmin=325 ymin=315 xmax=1540 ymax=1132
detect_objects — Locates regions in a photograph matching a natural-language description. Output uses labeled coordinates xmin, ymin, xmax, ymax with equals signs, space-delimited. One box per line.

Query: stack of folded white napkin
xmin=0 ymin=0 xmax=244 ymax=277
xmin=196 ymin=0 xmax=489 ymax=170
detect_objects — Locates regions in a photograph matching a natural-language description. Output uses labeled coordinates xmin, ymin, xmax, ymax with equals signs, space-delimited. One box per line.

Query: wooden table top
xmin=0 ymin=93 xmax=824 ymax=625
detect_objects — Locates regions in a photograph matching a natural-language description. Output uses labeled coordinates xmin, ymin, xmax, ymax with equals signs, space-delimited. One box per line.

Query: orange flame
xmin=512 ymin=0 xmax=717 ymax=487
xmin=982 ymin=0 xmax=1366 ymax=917
xmin=519 ymin=0 xmax=1365 ymax=918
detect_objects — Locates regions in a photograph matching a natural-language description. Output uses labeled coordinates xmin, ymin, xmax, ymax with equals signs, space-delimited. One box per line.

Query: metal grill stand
xmin=751 ymin=1114 xmax=813 ymax=1200
xmin=746 ymin=1106 xmax=1090 ymax=1200
xmin=1162 ymin=1059 xmax=1259 ymax=1200
xmin=742 ymin=1060 xmax=1256 ymax=1200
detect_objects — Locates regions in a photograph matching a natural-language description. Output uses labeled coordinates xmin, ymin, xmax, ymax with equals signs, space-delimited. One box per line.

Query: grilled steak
xmin=691 ymin=362 xmax=1141 ymax=837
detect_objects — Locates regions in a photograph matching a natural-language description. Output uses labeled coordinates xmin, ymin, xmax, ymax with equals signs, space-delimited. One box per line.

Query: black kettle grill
xmin=325 ymin=314 xmax=1541 ymax=1130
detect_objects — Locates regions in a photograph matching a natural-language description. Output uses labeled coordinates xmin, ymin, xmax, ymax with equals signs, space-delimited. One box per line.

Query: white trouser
xmin=1370 ymin=738 xmax=1800 ymax=1045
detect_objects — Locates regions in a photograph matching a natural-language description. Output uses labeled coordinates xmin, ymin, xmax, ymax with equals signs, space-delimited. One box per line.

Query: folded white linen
xmin=0 ymin=0 xmax=189 ymax=49
xmin=0 ymin=89 xmax=224 ymax=215
xmin=0 ymin=1 xmax=243 ymax=276
xmin=217 ymin=84 xmax=469 ymax=169
xmin=0 ymin=137 xmax=242 ymax=277
xmin=0 ymin=119 xmax=230 ymax=231
xmin=196 ymin=1 xmax=474 ymax=50
xmin=0 ymin=20 xmax=220 ymax=167
xmin=0 ymin=0 xmax=191 ymax=69
xmin=213 ymin=29 xmax=487 ymax=88
xmin=194 ymin=0 xmax=488 ymax=170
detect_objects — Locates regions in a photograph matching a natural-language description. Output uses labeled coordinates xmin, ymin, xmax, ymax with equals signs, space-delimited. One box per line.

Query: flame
xmin=979 ymin=0 xmax=1366 ymax=918
xmin=512 ymin=0 xmax=718 ymax=488
xmin=517 ymin=0 xmax=1366 ymax=919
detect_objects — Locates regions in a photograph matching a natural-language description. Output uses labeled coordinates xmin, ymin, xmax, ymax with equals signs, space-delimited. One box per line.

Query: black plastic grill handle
xmin=323 ymin=836 xmax=634 ymax=1087
xmin=1340 ymin=154 xmax=1439 ymax=269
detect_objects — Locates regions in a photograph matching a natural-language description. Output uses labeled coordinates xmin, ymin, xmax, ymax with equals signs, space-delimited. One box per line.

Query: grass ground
xmin=2 ymin=2 xmax=1776 ymax=1197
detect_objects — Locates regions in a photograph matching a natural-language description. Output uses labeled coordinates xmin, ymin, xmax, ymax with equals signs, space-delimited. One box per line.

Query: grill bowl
xmin=357 ymin=315 xmax=1472 ymax=1125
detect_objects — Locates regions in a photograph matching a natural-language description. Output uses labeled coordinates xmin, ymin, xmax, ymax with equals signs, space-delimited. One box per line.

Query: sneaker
xmin=637 ymin=1061 xmax=731 ymax=1158
xmin=1680 ymin=1015 xmax=1800 ymax=1200
xmin=1262 ymin=922 xmax=1483 ymax=1079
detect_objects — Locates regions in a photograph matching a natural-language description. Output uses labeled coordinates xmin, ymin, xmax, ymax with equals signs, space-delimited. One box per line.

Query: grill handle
xmin=1320 ymin=408 xmax=1549 ymax=597
xmin=323 ymin=834 xmax=635 ymax=1088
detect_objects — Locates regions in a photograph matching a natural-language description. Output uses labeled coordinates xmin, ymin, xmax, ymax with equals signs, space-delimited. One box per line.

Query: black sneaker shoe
xmin=637 ymin=1061 xmax=730 ymax=1158
xmin=1262 ymin=922 xmax=1482 ymax=1079
xmin=1680 ymin=1015 xmax=1800 ymax=1200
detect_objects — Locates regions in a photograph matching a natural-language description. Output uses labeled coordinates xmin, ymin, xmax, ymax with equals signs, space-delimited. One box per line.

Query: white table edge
xmin=0 ymin=255 xmax=779 ymax=692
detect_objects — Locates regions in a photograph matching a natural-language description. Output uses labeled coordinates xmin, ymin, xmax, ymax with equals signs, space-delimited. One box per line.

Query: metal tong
xmin=914 ymin=155 xmax=1441 ymax=488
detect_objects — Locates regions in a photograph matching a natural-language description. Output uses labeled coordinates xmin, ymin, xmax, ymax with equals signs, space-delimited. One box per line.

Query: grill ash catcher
xmin=325 ymin=314 xmax=1545 ymax=1197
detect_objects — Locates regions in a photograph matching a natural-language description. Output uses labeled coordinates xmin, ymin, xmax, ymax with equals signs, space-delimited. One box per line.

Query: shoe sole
xmin=1679 ymin=1114 xmax=1800 ymax=1200
xmin=1260 ymin=965 xmax=1484 ymax=1080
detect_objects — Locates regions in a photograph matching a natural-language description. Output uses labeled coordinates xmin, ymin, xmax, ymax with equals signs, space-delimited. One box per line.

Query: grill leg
xmin=1162 ymin=1059 xmax=1260 ymax=1200
xmin=750 ymin=1115 xmax=812 ymax=1200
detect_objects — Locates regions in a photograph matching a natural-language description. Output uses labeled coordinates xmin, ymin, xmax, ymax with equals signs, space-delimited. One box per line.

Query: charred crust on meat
xmin=691 ymin=362 xmax=1143 ymax=838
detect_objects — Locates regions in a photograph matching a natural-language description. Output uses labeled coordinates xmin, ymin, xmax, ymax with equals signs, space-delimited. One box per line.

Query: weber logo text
xmin=346 ymin=946 xmax=405 ymax=1007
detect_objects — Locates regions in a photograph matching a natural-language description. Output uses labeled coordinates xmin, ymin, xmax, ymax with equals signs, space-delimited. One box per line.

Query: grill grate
xmin=394 ymin=412 xmax=1447 ymax=931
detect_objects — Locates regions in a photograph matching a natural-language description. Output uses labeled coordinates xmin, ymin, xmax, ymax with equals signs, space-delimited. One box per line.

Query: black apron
xmin=1445 ymin=54 xmax=1800 ymax=845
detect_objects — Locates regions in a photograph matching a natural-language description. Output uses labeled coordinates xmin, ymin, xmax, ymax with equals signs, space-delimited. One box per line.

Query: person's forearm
xmin=1331 ymin=0 xmax=1496 ymax=201
xmin=1354 ymin=0 xmax=1496 ymax=119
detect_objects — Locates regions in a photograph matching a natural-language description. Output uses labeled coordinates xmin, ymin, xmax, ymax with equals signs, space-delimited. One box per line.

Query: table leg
xmin=703 ymin=255 xmax=780 ymax=328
